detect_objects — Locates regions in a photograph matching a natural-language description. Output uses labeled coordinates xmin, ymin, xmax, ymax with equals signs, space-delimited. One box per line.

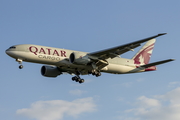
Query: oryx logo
xmin=134 ymin=43 xmax=154 ymax=65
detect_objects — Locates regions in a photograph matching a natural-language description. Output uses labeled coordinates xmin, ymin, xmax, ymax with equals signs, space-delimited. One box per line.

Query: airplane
xmin=6 ymin=33 xmax=174 ymax=83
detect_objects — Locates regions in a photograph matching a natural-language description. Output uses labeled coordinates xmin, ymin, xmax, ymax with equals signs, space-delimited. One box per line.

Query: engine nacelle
xmin=41 ymin=66 xmax=62 ymax=77
xmin=69 ymin=52 xmax=91 ymax=65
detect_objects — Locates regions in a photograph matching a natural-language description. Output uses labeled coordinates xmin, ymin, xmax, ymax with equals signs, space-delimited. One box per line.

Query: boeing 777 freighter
xmin=6 ymin=33 xmax=174 ymax=83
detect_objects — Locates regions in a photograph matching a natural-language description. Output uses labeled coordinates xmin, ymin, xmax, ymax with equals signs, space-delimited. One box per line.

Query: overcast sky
xmin=1 ymin=0 xmax=179 ymax=120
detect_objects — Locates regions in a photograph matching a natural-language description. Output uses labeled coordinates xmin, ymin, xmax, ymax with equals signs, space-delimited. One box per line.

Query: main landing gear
xmin=91 ymin=70 xmax=101 ymax=77
xmin=91 ymin=62 xmax=101 ymax=77
xmin=16 ymin=59 xmax=23 ymax=69
xmin=71 ymin=70 xmax=85 ymax=84
xmin=72 ymin=76 xmax=85 ymax=84
xmin=72 ymin=69 xmax=101 ymax=84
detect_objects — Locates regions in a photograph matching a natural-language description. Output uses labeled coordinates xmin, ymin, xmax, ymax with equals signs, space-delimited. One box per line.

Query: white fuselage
xmin=6 ymin=44 xmax=144 ymax=75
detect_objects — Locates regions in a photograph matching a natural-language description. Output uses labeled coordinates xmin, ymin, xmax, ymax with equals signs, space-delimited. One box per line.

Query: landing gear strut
xmin=16 ymin=59 xmax=23 ymax=69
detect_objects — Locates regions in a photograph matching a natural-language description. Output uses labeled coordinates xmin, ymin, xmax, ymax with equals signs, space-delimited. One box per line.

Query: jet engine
xmin=41 ymin=66 xmax=62 ymax=77
xmin=69 ymin=52 xmax=91 ymax=65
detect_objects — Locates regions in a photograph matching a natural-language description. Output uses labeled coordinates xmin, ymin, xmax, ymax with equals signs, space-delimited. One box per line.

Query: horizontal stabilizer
xmin=128 ymin=59 xmax=174 ymax=73
xmin=140 ymin=59 xmax=175 ymax=68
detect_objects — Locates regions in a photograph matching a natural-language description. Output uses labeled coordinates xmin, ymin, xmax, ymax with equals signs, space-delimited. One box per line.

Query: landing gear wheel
xmin=79 ymin=79 xmax=84 ymax=84
xmin=91 ymin=70 xmax=96 ymax=76
xmin=19 ymin=65 xmax=23 ymax=69
xmin=98 ymin=72 xmax=101 ymax=76
xmin=92 ymin=70 xmax=101 ymax=77
xmin=72 ymin=76 xmax=77 ymax=81
xmin=75 ymin=78 xmax=81 ymax=82
xmin=96 ymin=72 xmax=101 ymax=77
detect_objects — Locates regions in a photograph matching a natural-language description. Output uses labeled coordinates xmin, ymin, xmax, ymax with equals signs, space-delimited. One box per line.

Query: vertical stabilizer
xmin=132 ymin=39 xmax=156 ymax=65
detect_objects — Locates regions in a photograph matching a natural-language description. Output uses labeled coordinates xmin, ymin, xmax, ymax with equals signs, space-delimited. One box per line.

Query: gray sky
xmin=1 ymin=0 xmax=179 ymax=120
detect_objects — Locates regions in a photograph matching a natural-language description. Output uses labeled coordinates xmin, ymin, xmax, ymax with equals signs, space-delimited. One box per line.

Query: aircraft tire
xmin=72 ymin=77 xmax=75 ymax=81
xmin=19 ymin=65 xmax=23 ymax=69
xmin=79 ymin=79 xmax=84 ymax=84
xmin=75 ymin=78 xmax=80 ymax=82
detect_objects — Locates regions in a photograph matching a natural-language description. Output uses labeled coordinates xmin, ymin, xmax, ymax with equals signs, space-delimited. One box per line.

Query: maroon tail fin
xmin=132 ymin=39 xmax=156 ymax=65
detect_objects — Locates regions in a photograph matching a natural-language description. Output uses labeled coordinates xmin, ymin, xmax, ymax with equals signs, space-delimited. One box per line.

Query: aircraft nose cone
xmin=5 ymin=46 xmax=17 ymax=58
xmin=5 ymin=49 xmax=9 ymax=55
xmin=5 ymin=50 xmax=10 ymax=55
xmin=5 ymin=49 xmax=12 ymax=56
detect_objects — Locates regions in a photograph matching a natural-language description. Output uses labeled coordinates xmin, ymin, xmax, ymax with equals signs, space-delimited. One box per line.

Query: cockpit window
xmin=9 ymin=46 xmax=16 ymax=49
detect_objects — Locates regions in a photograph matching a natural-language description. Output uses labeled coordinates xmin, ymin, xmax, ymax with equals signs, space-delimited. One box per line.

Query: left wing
xmin=88 ymin=33 xmax=167 ymax=60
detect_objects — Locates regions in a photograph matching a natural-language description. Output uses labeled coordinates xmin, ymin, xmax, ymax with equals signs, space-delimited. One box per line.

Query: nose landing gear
xmin=16 ymin=59 xmax=23 ymax=69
